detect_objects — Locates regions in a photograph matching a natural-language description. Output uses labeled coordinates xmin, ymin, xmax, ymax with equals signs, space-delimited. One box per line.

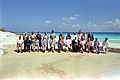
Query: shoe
xmin=58 ymin=50 xmax=60 ymax=53
xmin=52 ymin=50 xmax=54 ymax=53
xmin=43 ymin=50 xmax=45 ymax=53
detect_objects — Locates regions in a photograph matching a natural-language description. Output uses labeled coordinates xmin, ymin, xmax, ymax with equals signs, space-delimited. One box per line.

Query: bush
xmin=0 ymin=28 xmax=6 ymax=32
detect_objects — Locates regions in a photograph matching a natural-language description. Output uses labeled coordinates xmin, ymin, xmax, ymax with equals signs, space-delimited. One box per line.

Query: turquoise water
xmin=19 ymin=32 xmax=120 ymax=43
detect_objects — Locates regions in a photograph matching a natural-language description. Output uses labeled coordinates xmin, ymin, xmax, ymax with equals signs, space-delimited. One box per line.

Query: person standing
xmin=36 ymin=31 xmax=42 ymax=50
xmin=43 ymin=32 xmax=49 ymax=50
xmin=23 ymin=32 xmax=28 ymax=52
xmin=42 ymin=37 xmax=47 ymax=53
xmin=66 ymin=32 xmax=71 ymax=39
xmin=17 ymin=36 xmax=23 ymax=53
xmin=50 ymin=30 xmax=56 ymax=50
xmin=59 ymin=32 xmax=64 ymax=40
xmin=30 ymin=31 xmax=36 ymax=51
xmin=87 ymin=31 xmax=94 ymax=42
xmin=78 ymin=30 xmax=83 ymax=51
xmin=49 ymin=38 xmax=56 ymax=53
xmin=24 ymin=36 xmax=31 ymax=53
xmin=34 ymin=37 xmax=39 ymax=52
xmin=72 ymin=32 xmax=78 ymax=40
xmin=82 ymin=32 xmax=87 ymax=41
xmin=50 ymin=30 xmax=56 ymax=39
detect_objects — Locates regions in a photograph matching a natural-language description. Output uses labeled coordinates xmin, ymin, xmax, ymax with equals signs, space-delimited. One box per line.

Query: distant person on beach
xmin=23 ymin=32 xmax=28 ymax=52
xmin=78 ymin=30 xmax=83 ymax=51
xmin=42 ymin=37 xmax=47 ymax=53
xmin=66 ymin=33 xmax=71 ymax=39
xmin=102 ymin=37 xmax=109 ymax=54
xmin=78 ymin=30 xmax=83 ymax=45
xmin=58 ymin=37 xmax=64 ymax=53
xmin=50 ymin=30 xmax=56 ymax=50
xmin=30 ymin=31 xmax=36 ymax=40
xmin=72 ymin=37 xmax=80 ymax=52
xmin=59 ymin=32 xmax=64 ymax=40
xmin=36 ymin=31 xmax=42 ymax=50
xmin=86 ymin=38 xmax=94 ymax=53
xmin=80 ymin=37 xmax=86 ymax=53
xmin=82 ymin=32 xmax=87 ymax=41
xmin=65 ymin=37 xmax=72 ymax=52
xmin=94 ymin=38 xmax=100 ymax=54
xmin=87 ymin=31 xmax=94 ymax=41
xmin=43 ymin=32 xmax=49 ymax=50
xmin=17 ymin=36 xmax=23 ymax=53
xmin=34 ymin=37 xmax=39 ymax=52
xmin=30 ymin=32 xmax=36 ymax=51
xmin=50 ymin=30 xmax=56 ymax=39
xmin=24 ymin=36 xmax=31 ymax=52
xmin=23 ymin=32 xmax=28 ymax=40
xmin=49 ymin=38 xmax=56 ymax=53
xmin=72 ymin=32 xmax=78 ymax=40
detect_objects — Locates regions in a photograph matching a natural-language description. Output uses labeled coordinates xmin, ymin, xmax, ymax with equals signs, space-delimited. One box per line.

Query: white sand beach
xmin=0 ymin=31 xmax=120 ymax=80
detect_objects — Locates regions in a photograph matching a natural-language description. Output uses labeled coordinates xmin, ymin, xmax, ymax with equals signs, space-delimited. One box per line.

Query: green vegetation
xmin=0 ymin=28 xmax=6 ymax=32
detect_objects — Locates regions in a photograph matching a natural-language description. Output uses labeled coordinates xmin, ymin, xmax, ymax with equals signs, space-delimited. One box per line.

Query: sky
xmin=0 ymin=0 xmax=120 ymax=32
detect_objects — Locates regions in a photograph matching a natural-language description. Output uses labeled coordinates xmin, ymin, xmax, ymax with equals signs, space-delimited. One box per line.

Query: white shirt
xmin=17 ymin=39 xmax=23 ymax=44
xmin=31 ymin=34 xmax=36 ymax=39
xmin=78 ymin=33 xmax=83 ymax=41
xmin=102 ymin=41 xmax=109 ymax=48
xmin=65 ymin=39 xmax=71 ymax=47
xmin=72 ymin=35 xmax=78 ymax=40
xmin=80 ymin=40 xmax=86 ymax=45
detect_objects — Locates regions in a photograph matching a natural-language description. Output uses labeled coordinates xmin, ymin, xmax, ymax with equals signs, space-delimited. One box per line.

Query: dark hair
xmin=52 ymin=30 xmax=54 ymax=33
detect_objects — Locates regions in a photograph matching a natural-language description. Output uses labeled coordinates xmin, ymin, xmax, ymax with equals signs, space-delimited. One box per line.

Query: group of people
xmin=17 ymin=30 xmax=109 ymax=54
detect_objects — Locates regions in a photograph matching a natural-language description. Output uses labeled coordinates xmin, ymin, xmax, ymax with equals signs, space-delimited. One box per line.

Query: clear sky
xmin=1 ymin=0 xmax=120 ymax=32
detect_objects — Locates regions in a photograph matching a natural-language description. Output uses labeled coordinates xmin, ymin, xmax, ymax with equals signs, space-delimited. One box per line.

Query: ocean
xmin=19 ymin=32 xmax=120 ymax=43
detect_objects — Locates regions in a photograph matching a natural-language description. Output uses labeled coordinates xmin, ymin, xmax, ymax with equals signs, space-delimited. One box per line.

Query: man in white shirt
xmin=65 ymin=37 xmax=72 ymax=52
xmin=72 ymin=32 xmax=78 ymax=40
xmin=17 ymin=36 xmax=23 ymax=53
xmin=80 ymin=37 xmax=86 ymax=53
xmin=102 ymin=37 xmax=109 ymax=54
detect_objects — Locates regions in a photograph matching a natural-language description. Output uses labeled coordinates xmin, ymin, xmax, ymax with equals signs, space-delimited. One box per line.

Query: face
xmin=82 ymin=37 xmax=84 ymax=41
xmin=25 ymin=32 xmax=27 ymax=35
xmin=32 ymin=32 xmax=34 ymax=34
xmin=44 ymin=32 xmax=47 ymax=35
xmin=84 ymin=32 xmax=86 ymax=35
xmin=88 ymin=38 xmax=90 ymax=42
xmin=89 ymin=32 xmax=91 ymax=34
xmin=95 ymin=38 xmax=98 ymax=41
xmin=19 ymin=36 xmax=21 ymax=39
xmin=105 ymin=38 xmax=108 ymax=41
xmin=37 ymin=32 xmax=40 ymax=35
xmin=74 ymin=32 xmax=76 ymax=35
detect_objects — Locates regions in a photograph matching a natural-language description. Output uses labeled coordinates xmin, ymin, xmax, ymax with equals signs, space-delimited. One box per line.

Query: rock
xmin=0 ymin=48 xmax=8 ymax=56
xmin=0 ymin=49 xmax=4 ymax=55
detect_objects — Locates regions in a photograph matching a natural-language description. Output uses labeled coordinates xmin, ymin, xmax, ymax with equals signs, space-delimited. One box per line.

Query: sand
xmin=0 ymin=45 xmax=120 ymax=80
xmin=0 ymin=31 xmax=120 ymax=80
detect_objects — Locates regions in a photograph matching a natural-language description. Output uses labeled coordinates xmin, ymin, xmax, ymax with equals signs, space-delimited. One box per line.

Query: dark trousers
xmin=72 ymin=45 xmax=79 ymax=52
xmin=58 ymin=44 xmax=63 ymax=51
